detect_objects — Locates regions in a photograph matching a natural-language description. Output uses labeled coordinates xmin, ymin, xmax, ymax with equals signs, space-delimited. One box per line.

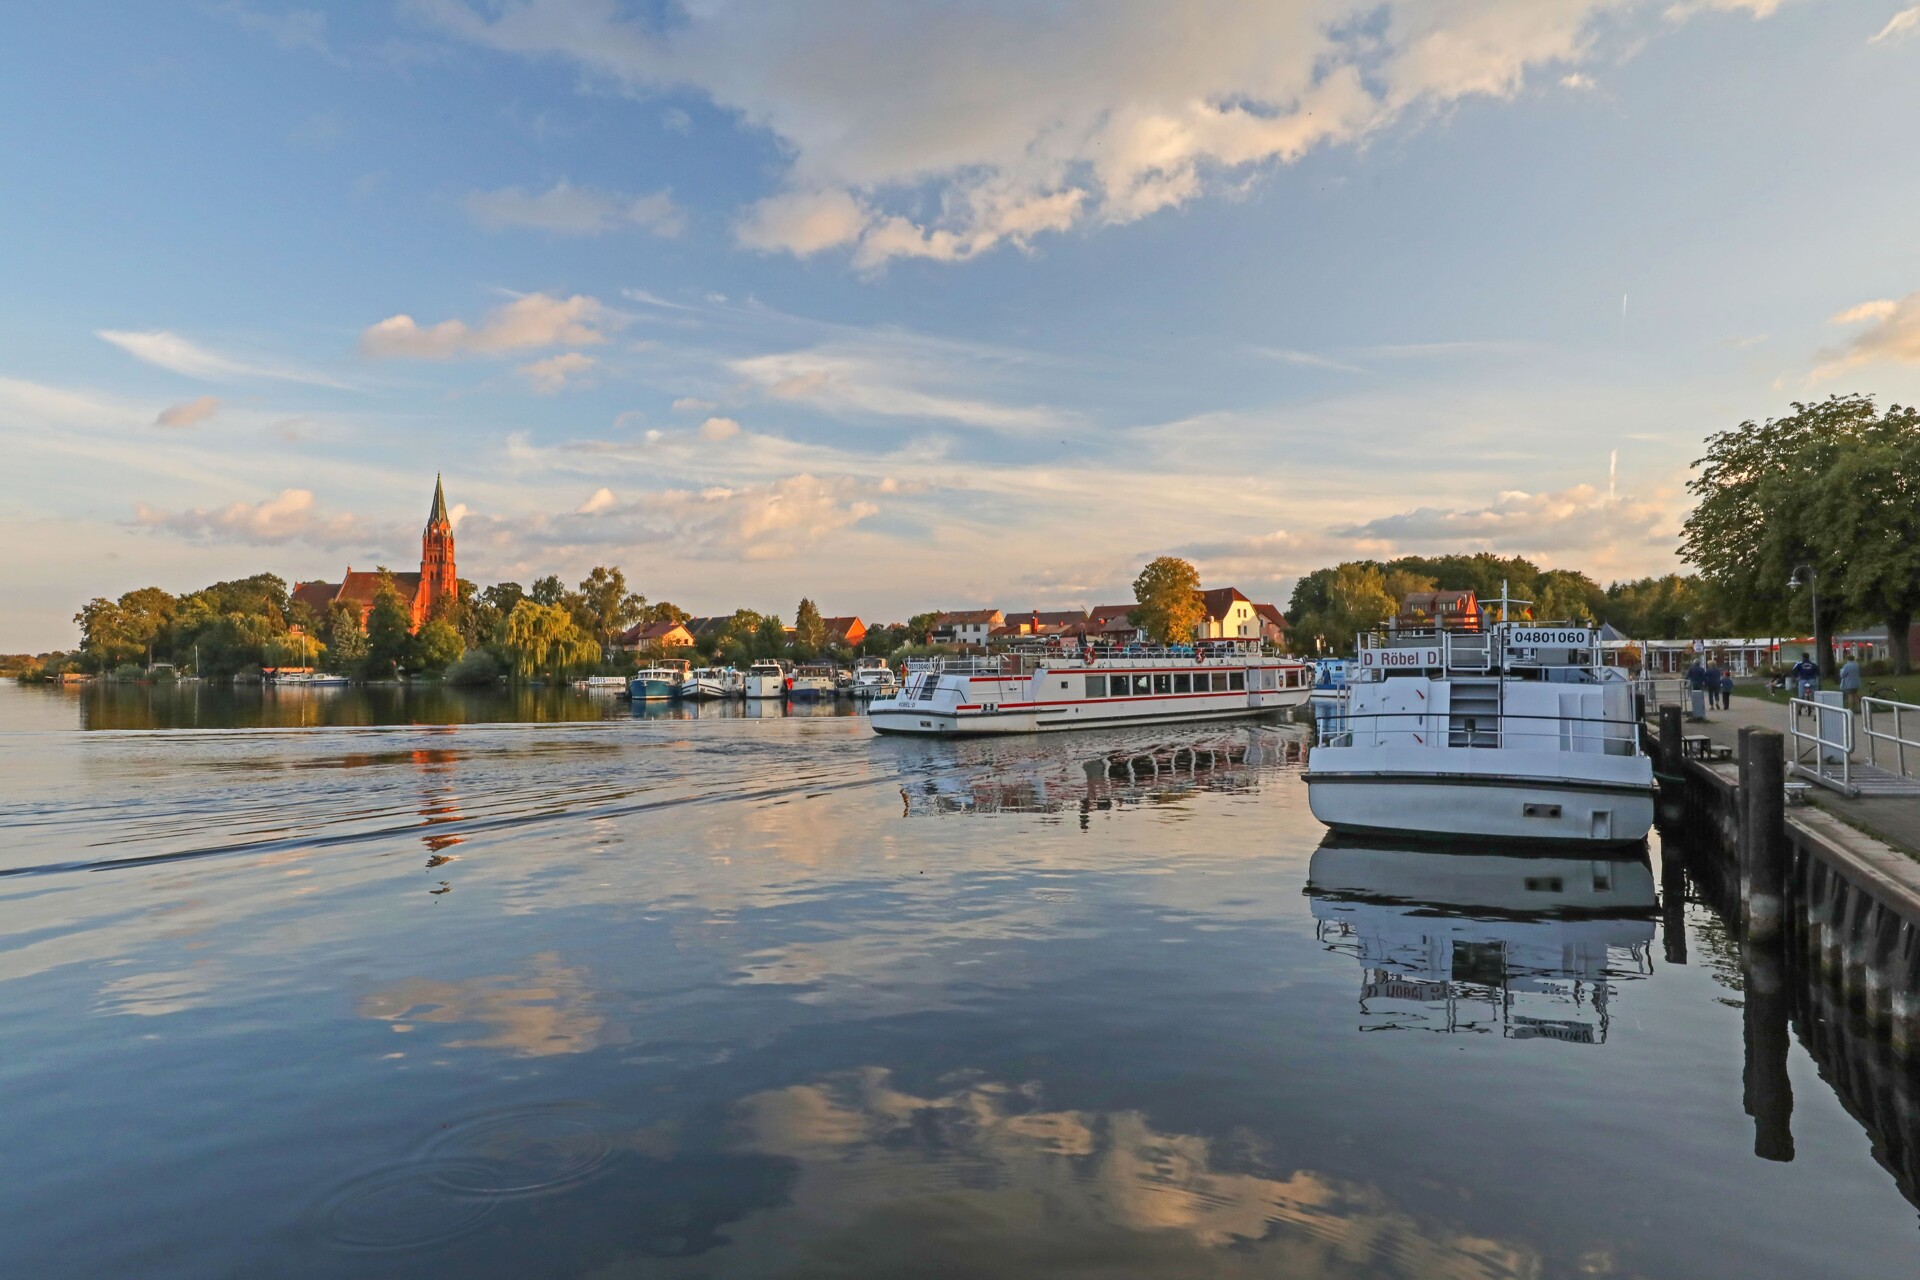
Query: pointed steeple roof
xmin=427 ymin=473 xmax=449 ymax=528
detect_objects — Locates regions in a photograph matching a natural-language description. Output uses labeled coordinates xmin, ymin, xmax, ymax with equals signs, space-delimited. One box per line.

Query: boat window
xmin=1173 ymin=673 xmax=1191 ymax=694
xmin=1086 ymin=675 xmax=1107 ymax=698
xmin=1204 ymin=672 xmax=1222 ymax=692
xmin=1154 ymin=674 xmax=1171 ymax=695
xmin=1229 ymin=671 xmax=1245 ymax=692
xmin=1133 ymin=674 xmax=1152 ymax=695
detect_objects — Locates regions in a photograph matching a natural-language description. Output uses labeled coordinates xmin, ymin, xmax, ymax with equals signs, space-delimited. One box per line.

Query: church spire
xmin=427 ymin=473 xmax=449 ymax=529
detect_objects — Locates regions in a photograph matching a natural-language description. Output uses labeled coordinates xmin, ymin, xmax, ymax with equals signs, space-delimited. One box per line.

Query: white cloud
xmin=732 ymin=346 xmax=1067 ymax=433
xmin=155 ymin=395 xmax=221 ymax=428
xmin=359 ymin=292 xmax=618 ymax=359
xmin=464 ymin=180 xmax=685 ymax=236
xmin=518 ymin=351 xmax=597 ymax=392
xmin=422 ymin=0 xmax=1780 ymax=270
xmin=1334 ymin=484 xmax=1670 ymax=556
xmin=672 ymin=396 xmax=717 ymax=413
xmin=1560 ymin=72 xmax=1597 ymax=89
xmin=577 ymin=486 xmax=618 ymax=514
xmin=1871 ymin=7 xmax=1919 ymax=42
xmin=97 ymin=329 xmax=346 ymax=386
xmin=1814 ymin=289 xmax=1920 ymax=379
xmin=698 ymin=415 xmax=742 ymax=441
xmin=1257 ymin=347 xmax=1366 ymax=374
xmin=132 ymin=488 xmax=368 ymax=547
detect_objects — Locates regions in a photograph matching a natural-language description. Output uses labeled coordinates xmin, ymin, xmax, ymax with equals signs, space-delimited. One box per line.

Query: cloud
xmin=359 ymin=292 xmax=618 ymax=359
xmin=1871 ymin=7 xmax=1919 ymax=42
xmin=132 ymin=488 xmax=369 ymax=547
xmin=421 ymin=0 xmax=1782 ymax=270
xmin=1334 ymin=483 xmax=1668 ymax=555
xmin=1560 ymin=72 xmax=1597 ymax=89
xmin=697 ymin=415 xmax=742 ymax=441
xmin=1664 ymin=0 xmax=1789 ymax=17
xmin=155 ymin=395 xmax=221 ymax=428
xmin=97 ymin=329 xmax=346 ymax=386
xmin=518 ymin=351 xmax=597 ymax=392
xmin=672 ymin=396 xmax=717 ymax=413
xmin=576 ymin=486 xmax=618 ymax=514
xmin=732 ymin=346 xmax=1068 ymax=433
xmin=463 ymin=180 xmax=685 ymax=236
xmin=1256 ymin=347 xmax=1366 ymax=374
xmin=1813 ymin=290 xmax=1920 ymax=379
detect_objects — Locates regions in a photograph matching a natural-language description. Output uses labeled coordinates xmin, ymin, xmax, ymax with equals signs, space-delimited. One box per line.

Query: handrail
xmin=1313 ymin=707 xmax=1643 ymax=752
xmin=1787 ymin=696 xmax=1856 ymax=796
xmin=1862 ymin=696 xmax=1920 ymax=781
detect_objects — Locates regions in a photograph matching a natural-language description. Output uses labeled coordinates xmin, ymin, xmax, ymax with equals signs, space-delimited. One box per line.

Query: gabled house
xmin=1252 ymin=602 xmax=1289 ymax=645
xmin=822 ymin=616 xmax=867 ymax=647
xmin=618 ymin=619 xmax=695 ymax=652
xmin=931 ymin=609 xmax=1004 ymax=647
xmin=1398 ymin=590 xmax=1480 ymax=632
xmin=999 ymin=608 xmax=1089 ymax=636
xmin=1197 ymin=587 xmax=1262 ymax=640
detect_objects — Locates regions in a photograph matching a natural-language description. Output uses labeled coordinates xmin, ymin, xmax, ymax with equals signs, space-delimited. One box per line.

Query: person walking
xmin=1704 ymin=660 xmax=1723 ymax=710
xmin=1718 ymin=665 xmax=1735 ymax=711
xmin=1686 ymin=657 xmax=1710 ymax=720
xmin=1839 ymin=655 xmax=1862 ymax=712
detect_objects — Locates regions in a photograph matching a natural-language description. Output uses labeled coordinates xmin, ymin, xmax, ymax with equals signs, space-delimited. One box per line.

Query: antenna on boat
xmin=1487 ymin=578 xmax=1533 ymax=625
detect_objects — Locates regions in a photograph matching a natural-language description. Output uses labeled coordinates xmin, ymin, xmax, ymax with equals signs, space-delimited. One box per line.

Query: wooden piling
xmin=1744 ymin=731 xmax=1787 ymax=944
xmin=1658 ymin=704 xmax=1684 ymax=778
xmin=1742 ymin=947 xmax=1794 ymax=1162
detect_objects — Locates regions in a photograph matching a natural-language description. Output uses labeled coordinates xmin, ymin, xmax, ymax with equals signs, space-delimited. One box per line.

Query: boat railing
xmin=1313 ymin=708 xmax=1643 ymax=754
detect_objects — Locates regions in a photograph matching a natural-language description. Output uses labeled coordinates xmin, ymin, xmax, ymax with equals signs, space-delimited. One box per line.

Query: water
xmin=3 ymin=681 xmax=1917 ymax=1278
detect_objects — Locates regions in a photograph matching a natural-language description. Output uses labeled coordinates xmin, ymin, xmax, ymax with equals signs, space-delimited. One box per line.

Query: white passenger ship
xmin=1305 ymin=599 xmax=1653 ymax=847
xmin=868 ymin=641 xmax=1310 ymax=736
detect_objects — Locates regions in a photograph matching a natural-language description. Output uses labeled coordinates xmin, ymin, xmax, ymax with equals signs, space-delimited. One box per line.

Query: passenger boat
xmin=851 ymin=655 xmax=899 ymax=698
xmin=744 ymin=659 xmax=790 ymax=699
xmin=1305 ymin=592 xmax=1653 ymax=847
xmin=628 ymin=659 xmax=690 ymax=701
xmin=868 ymin=640 xmax=1310 ymax=736
xmin=679 ymin=666 xmax=739 ymax=700
xmin=787 ymin=663 xmax=837 ymax=700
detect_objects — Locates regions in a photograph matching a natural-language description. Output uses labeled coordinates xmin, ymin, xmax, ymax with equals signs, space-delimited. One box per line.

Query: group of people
xmin=1685 ymin=658 xmax=1737 ymax=710
xmin=1758 ymin=652 xmax=1869 ymax=709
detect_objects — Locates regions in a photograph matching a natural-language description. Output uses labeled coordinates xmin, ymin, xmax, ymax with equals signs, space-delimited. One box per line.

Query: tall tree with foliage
xmin=1131 ymin=556 xmax=1205 ymax=645
xmin=577 ymin=566 xmax=645 ymax=650
xmin=415 ymin=618 xmax=465 ymax=672
xmin=793 ymin=598 xmax=827 ymax=654
xmin=1683 ymin=395 xmax=1881 ymax=677
xmin=529 ymin=575 xmax=567 ymax=607
xmin=326 ymin=607 xmax=369 ymax=674
xmin=364 ymin=573 xmax=417 ymax=677
xmin=754 ymin=613 xmax=789 ymax=658
xmin=502 ymin=600 xmax=600 ymax=679
xmin=1809 ymin=404 xmax=1920 ymax=672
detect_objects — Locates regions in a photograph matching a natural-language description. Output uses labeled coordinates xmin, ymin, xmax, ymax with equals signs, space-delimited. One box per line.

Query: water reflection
xmin=1307 ymin=842 xmax=1657 ymax=1043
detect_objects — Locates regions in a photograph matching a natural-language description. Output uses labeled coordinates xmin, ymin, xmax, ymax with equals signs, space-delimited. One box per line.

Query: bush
xmin=1863 ymin=658 xmax=1892 ymax=677
xmin=111 ymin=663 xmax=144 ymax=681
xmin=445 ymin=648 xmax=502 ymax=688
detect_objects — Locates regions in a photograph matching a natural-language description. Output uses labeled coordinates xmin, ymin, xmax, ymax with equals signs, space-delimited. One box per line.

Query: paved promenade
xmin=1660 ymin=694 xmax=1920 ymax=861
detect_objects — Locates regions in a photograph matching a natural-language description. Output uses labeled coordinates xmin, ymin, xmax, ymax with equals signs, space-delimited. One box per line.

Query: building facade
xmin=292 ymin=476 xmax=458 ymax=632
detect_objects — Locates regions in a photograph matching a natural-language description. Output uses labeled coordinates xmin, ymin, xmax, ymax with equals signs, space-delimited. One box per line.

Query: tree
xmin=647 ymin=600 xmax=691 ymax=625
xmin=529 ymin=575 xmax=567 ymax=606
xmin=1533 ymin=570 xmax=1603 ymax=624
xmin=906 ymin=611 xmax=941 ymax=643
xmin=1810 ymin=405 xmax=1920 ymax=672
xmin=364 ymin=573 xmax=417 ymax=677
xmin=793 ymin=598 xmax=827 ymax=654
xmin=1131 ymin=557 xmax=1205 ymax=646
xmin=1323 ymin=562 xmax=1398 ymax=644
xmin=415 ymin=618 xmax=465 ymax=671
xmin=577 ymin=566 xmax=645 ymax=650
xmin=502 ymin=600 xmax=600 ymax=679
xmin=326 ymin=608 xmax=369 ymax=673
xmin=1683 ymin=395 xmax=1882 ymax=678
xmin=754 ymin=613 xmax=788 ymax=657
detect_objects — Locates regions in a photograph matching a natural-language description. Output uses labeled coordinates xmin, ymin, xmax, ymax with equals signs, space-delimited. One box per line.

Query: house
xmin=618 ymin=619 xmax=695 ymax=652
xmin=1398 ymin=589 xmax=1480 ymax=632
xmin=931 ymin=609 xmax=1004 ymax=647
xmin=293 ymin=476 xmax=458 ymax=633
xmin=998 ymin=609 xmax=1089 ymax=636
xmin=1197 ymin=587 xmax=1261 ymax=640
xmin=683 ymin=616 xmax=734 ymax=644
xmin=822 ymin=616 xmax=867 ymax=648
xmin=1067 ymin=614 xmax=1145 ymax=647
xmin=1252 ymin=602 xmax=1289 ymax=645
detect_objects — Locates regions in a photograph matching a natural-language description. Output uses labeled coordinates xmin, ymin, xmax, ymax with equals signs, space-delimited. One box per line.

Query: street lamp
xmin=1788 ymin=564 xmax=1820 ymax=668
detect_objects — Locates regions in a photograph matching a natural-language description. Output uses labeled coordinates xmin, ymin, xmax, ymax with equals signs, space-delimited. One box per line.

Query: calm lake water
xmin=3 ymin=680 xmax=1918 ymax=1278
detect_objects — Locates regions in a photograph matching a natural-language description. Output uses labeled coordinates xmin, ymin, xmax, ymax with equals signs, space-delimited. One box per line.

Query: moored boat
xmin=679 ymin=666 xmax=739 ymax=700
xmin=787 ymin=663 xmax=837 ymax=700
xmin=868 ymin=640 xmax=1310 ymax=736
xmin=1304 ymin=591 xmax=1653 ymax=847
xmin=629 ymin=659 xmax=691 ymax=701
xmin=744 ymin=659 xmax=790 ymax=699
xmin=851 ymin=655 xmax=899 ymax=699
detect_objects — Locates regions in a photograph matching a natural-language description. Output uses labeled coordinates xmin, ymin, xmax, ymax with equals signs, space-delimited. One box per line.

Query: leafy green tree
xmin=502 ymin=600 xmax=600 ymax=679
xmin=754 ymin=613 xmax=788 ymax=658
xmin=906 ymin=611 xmax=941 ymax=643
xmin=647 ymin=600 xmax=690 ymax=625
xmin=326 ymin=608 xmax=369 ymax=673
xmin=364 ymin=574 xmax=417 ymax=677
xmin=529 ymin=575 xmax=567 ymax=606
xmin=1131 ymin=556 xmax=1205 ymax=645
xmin=1810 ymin=406 xmax=1920 ymax=672
xmin=577 ymin=566 xmax=645 ymax=650
xmin=793 ymin=598 xmax=827 ymax=654
xmin=444 ymin=647 xmax=502 ymax=687
xmin=415 ymin=618 xmax=465 ymax=671
xmin=1533 ymin=570 xmax=1604 ymax=624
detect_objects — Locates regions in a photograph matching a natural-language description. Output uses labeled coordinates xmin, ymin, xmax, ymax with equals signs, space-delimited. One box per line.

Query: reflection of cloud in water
xmin=683 ymin=1066 xmax=1536 ymax=1279
xmin=358 ymin=951 xmax=615 ymax=1056
xmin=95 ymin=966 xmax=216 ymax=1017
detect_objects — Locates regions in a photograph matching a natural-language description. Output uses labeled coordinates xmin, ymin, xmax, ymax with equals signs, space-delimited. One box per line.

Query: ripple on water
xmin=315 ymin=1160 xmax=500 ymax=1251
xmin=421 ymin=1102 xmax=625 ymax=1197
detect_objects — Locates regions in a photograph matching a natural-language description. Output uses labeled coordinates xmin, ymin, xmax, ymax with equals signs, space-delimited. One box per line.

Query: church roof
xmin=427 ymin=474 xmax=449 ymax=529
xmin=291 ymin=581 xmax=340 ymax=613
xmin=337 ymin=571 xmax=423 ymax=608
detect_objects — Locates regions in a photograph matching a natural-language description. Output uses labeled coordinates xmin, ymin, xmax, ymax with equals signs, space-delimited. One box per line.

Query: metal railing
xmin=1862 ymin=696 xmax=1920 ymax=781
xmin=1314 ymin=708 xmax=1642 ymax=754
xmin=1787 ymin=696 xmax=1855 ymax=795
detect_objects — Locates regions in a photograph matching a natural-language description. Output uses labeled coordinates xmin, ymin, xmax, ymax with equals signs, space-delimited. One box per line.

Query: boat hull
xmin=1305 ymin=748 xmax=1654 ymax=847
xmin=628 ymin=678 xmax=678 ymax=701
xmin=869 ymin=700 xmax=1294 ymax=736
xmin=744 ymin=675 xmax=786 ymax=699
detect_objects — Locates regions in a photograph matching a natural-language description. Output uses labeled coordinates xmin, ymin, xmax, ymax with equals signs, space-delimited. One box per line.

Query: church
xmin=292 ymin=476 xmax=458 ymax=631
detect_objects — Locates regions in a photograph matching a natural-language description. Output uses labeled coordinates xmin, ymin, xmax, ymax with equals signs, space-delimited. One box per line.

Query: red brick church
xmin=293 ymin=476 xmax=457 ymax=631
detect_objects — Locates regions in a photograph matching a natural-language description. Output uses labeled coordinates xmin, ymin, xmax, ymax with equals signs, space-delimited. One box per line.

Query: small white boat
xmin=744 ymin=659 xmax=790 ymax=699
xmin=629 ymin=659 xmax=690 ymax=701
xmin=679 ymin=666 xmax=739 ymax=700
xmin=577 ymin=674 xmax=628 ymax=693
xmin=852 ymin=655 xmax=899 ymax=698
xmin=788 ymin=663 xmax=837 ymax=700
xmin=1305 ymin=586 xmax=1654 ymax=847
xmin=308 ymin=674 xmax=350 ymax=687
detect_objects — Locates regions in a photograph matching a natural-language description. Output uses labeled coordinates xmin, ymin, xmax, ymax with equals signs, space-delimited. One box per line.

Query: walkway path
xmin=1659 ymin=695 xmax=1920 ymax=861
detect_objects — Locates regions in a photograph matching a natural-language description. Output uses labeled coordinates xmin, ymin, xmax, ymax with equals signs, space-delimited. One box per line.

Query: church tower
xmin=419 ymin=474 xmax=457 ymax=622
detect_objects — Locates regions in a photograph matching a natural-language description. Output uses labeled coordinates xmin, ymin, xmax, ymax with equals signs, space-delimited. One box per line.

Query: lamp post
xmin=1788 ymin=565 xmax=1821 ymax=674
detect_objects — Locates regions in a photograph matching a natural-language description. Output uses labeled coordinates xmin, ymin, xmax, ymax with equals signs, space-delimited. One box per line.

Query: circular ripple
xmin=315 ymin=1160 xmax=499 ymax=1251
xmin=422 ymin=1103 xmax=622 ymax=1197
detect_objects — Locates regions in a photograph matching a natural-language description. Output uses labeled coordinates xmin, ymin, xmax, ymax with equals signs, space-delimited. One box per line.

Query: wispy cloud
xmin=732 ymin=344 xmax=1069 ymax=434
xmin=360 ymin=293 xmax=620 ymax=359
xmin=464 ymin=180 xmax=685 ymax=237
xmin=1813 ymin=289 xmax=1920 ymax=380
xmin=97 ymin=329 xmax=348 ymax=387
xmin=132 ymin=488 xmax=374 ymax=547
xmin=1871 ymin=7 xmax=1919 ymax=43
xmin=1334 ymin=484 xmax=1670 ymax=556
xmin=155 ymin=395 xmax=221 ymax=428
xmin=1255 ymin=347 xmax=1366 ymax=374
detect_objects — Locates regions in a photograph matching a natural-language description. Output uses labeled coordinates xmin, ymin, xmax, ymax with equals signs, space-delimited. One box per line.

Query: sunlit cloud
xmin=1813 ymin=289 xmax=1920 ymax=380
xmin=518 ymin=351 xmax=597 ymax=393
xmin=359 ymin=292 xmax=619 ymax=359
xmin=1870 ymin=7 xmax=1919 ymax=43
xmin=155 ymin=395 xmax=222 ymax=428
xmin=131 ymin=487 xmax=375 ymax=547
xmin=96 ymin=329 xmax=347 ymax=387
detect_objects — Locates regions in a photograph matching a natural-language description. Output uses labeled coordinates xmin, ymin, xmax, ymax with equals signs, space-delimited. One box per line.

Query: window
xmin=1133 ymin=674 xmax=1152 ymax=695
xmin=1059 ymin=679 xmax=1070 ymax=691
xmin=1209 ymin=672 xmax=1226 ymax=692
xmin=1154 ymin=674 xmax=1171 ymax=695
xmin=1173 ymin=673 xmax=1191 ymax=694
xmin=1229 ymin=671 xmax=1245 ymax=692
xmin=1086 ymin=675 xmax=1107 ymax=698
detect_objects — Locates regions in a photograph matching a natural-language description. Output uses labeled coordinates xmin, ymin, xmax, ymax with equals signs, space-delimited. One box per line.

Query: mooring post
xmin=1736 ymin=725 xmax=1759 ymax=898
xmin=1658 ymin=704 xmax=1684 ymax=777
xmin=1742 ymin=946 xmax=1795 ymax=1162
xmin=1745 ymin=731 xmax=1787 ymax=944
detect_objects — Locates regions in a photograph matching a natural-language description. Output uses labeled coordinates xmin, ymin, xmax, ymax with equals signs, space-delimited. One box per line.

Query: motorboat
xmin=628 ymin=659 xmax=690 ymax=701
xmin=852 ymin=655 xmax=899 ymax=699
xmin=1305 ymin=586 xmax=1653 ymax=847
xmin=788 ymin=663 xmax=837 ymax=700
xmin=679 ymin=666 xmax=739 ymax=700
xmin=744 ymin=659 xmax=790 ymax=699
xmin=868 ymin=640 xmax=1311 ymax=736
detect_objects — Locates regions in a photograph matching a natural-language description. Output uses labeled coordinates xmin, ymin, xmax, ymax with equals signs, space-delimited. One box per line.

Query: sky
xmin=3 ymin=0 xmax=1919 ymax=650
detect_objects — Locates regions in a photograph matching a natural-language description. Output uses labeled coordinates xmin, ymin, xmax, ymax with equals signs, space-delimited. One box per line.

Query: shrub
xmin=111 ymin=663 xmax=144 ymax=681
xmin=1863 ymin=658 xmax=1892 ymax=677
xmin=445 ymin=648 xmax=502 ymax=687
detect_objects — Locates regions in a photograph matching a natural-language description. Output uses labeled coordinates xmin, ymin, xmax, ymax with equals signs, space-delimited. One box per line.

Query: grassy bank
xmin=1737 ymin=672 xmax=1920 ymax=706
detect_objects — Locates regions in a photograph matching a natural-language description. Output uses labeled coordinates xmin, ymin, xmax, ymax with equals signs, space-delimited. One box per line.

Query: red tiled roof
xmin=1253 ymin=602 xmax=1288 ymax=629
xmin=291 ymin=581 xmax=340 ymax=613
xmin=822 ymin=616 xmax=865 ymax=641
xmin=936 ymin=609 xmax=1003 ymax=626
xmin=1088 ymin=604 xmax=1136 ymax=622
xmin=335 ymin=571 xmax=421 ymax=607
xmin=1198 ymin=586 xmax=1251 ymax=620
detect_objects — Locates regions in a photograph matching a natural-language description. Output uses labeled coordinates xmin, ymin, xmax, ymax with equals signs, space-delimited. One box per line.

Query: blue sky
xmin=3 ymin=0 xmax=1919 ymax=649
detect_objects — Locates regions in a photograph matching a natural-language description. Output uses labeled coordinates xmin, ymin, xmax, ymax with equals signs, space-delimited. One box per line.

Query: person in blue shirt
xmin=1718 ymin=666 xmax=1735 ymax=709
xmin=1789 ymin=653 xmax=1820 ymax=700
